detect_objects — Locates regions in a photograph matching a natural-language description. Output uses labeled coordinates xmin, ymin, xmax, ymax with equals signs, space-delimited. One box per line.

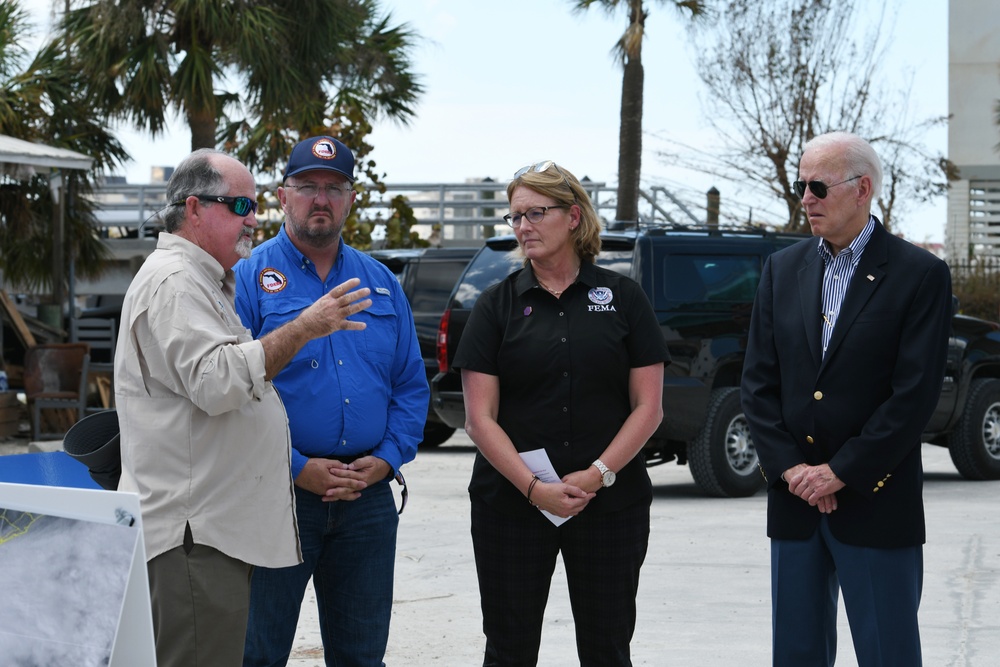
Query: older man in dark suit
xmin=741 ymin=132 xmax=953 ymax=666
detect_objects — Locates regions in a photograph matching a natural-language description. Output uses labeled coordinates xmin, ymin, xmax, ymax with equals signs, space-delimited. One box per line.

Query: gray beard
xmin=236 ymin=235 xmax=254 ymax=259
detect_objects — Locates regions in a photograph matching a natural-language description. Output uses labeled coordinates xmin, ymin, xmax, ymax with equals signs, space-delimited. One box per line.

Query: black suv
xmin=370 ymin=246 xmax=478 ymax=447
xmin=431 ymin=227 xmax=1000 ymax=496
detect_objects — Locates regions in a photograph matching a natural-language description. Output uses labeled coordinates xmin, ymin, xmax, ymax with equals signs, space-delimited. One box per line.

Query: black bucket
xmin=63 ymin=409 xmax=121 ymax=491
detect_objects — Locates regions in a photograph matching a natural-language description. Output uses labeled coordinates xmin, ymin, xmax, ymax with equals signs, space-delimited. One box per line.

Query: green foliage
xmin=58 ymin=0 xmax=426 ymax=248
xmin=951 ymin=260 xmax=1000 ymax=323
xmin=0 ymin=0 xmax=127 ymax=294
xmin=570 ymin=0 xmax=708 ymax=221
xmin=253 ymin=101 xmax=424 ymax=250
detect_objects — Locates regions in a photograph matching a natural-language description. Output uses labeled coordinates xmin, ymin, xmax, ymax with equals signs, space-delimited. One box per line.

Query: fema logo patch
xmin=588 ymin=287 xmax=613 ymax=305
xmin=259 ymin=268 xmax=287 ymax=293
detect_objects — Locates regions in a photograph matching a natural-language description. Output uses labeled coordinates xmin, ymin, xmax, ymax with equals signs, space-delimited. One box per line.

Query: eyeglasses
xmin=793 ymin=175 xmax=861 ymax=199
xmin=172 ymin=195 xmax=258 ymax=217
xmin=503 ymin=205 xmax=567 ymax=228
xmin=285 ymin=183 xmax=353 ymax=199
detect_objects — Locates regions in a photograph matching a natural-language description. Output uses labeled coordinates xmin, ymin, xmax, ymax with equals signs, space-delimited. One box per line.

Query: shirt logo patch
xmin=588 ymin=287 xmax=613 ymax=305
xmin=259 ymin=268 xmax=288 ymax=293
xmin=375 ymin=287 xmax=391 ymax=296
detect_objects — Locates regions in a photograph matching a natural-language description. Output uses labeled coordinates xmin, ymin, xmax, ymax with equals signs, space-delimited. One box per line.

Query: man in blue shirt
xmin=235 ymin=136 xmax=428 ymax=667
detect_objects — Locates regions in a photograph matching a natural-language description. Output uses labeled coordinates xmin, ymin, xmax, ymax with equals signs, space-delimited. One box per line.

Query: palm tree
xmin=57 ymin=0 xmax=424 ymax=177
xmin=572 ymin=0 xmax=706 ymax=222
xmin=0 ymin=0 xmax=127 ymax=297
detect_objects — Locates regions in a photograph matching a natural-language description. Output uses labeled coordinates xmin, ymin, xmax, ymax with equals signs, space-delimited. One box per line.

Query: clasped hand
xmin=785 ymin=463 xmax=845 ymax=514
xmin=520 ymin=468 xmax=597 ymax=519
xmin=296 ymin=456 xmax=391 ymax=502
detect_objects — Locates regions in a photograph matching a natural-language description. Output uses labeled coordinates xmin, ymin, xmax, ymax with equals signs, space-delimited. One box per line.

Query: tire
xmin=947 ymin=378 xmax=1000 ymax=480
xmin=687 ymin=387 xmax=765 ymax=498
xmin=420 ymin=422 xmax=456 ymax=449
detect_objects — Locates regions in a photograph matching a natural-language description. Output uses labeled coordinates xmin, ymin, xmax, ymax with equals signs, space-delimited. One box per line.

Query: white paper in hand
xmin=519 ymin=448 xmax=570 ymax=526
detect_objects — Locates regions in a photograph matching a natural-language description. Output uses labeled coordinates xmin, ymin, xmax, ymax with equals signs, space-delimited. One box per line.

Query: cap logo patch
xmin=311 ymin=139 xmax=338 ymax=160
xmin=260 ymin=268 xmax=288 ymax=293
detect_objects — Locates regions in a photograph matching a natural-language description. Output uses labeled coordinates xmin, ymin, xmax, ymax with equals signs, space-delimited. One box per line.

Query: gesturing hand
xmin=301 ymin=277 xmax=372 ymax=337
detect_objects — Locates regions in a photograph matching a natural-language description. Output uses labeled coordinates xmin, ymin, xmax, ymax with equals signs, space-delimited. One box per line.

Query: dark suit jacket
xmin=741 ymin=219 xmax=952 ymax=548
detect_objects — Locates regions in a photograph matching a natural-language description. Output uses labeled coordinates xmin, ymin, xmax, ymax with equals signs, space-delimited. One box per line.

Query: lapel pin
xmin=523 ymin=306 xmax=532 ymax=317
xmin=867 ymin=274 xmax=874 ymax=281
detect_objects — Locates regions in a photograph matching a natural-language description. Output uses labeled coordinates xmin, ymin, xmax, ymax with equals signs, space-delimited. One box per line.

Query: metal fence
xmin=947 ymin=256 xmax=1000 ymax=322
xmin=87 ymin=180 xmax=707 ymax=240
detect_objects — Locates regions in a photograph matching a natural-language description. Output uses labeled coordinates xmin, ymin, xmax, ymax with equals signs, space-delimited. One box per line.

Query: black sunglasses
xmin=793 ymin=176 xmax=861 ymax=199
xmin=172 ymin=194 xmax=259 ymax=217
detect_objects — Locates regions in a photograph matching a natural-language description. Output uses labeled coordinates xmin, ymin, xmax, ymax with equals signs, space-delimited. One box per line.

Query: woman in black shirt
xmin=455 ymin=161 xmax=670 ymax=666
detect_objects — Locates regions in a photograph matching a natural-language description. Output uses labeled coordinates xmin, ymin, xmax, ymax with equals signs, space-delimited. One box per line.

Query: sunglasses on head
xmin=172 ymin=194 xmax=259 ymax=217
xmin=513 ymin=160 xmax=576 ymax=195
xmin=793 ymin=175 xmax=861 ymax=199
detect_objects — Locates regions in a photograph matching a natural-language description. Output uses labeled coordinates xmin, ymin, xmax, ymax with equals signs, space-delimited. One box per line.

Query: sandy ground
xmin=285 ymin=431 xmax=1000 ymax=667
xmin=3 ymin=428 xmax=998 ymax=666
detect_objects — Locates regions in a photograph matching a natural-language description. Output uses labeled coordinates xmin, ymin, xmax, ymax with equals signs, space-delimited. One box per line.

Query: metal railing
xmin=87 ymin=180 xmax=705 ymax=237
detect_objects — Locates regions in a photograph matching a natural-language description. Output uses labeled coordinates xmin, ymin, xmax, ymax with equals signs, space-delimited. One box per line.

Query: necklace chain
xmin=537 ymin=268 xmax=580 ymax=297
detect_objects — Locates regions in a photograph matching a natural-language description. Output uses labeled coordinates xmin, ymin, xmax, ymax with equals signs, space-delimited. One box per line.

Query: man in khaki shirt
xmin=114 ymin=149 xmax=372 ymax=667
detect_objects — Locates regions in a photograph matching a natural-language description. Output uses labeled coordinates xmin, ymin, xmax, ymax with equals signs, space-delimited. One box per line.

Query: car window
xmin=595 ymin=250 xmax=634 ymax=278
xmin=411 ymin=260 xmax=469 ymax=313
xmin=658 ymin=254 xmax=761 ymax=310
xmin=451 ymin=246 xmax=524 ymax=309
xmin=452 ymin=245 xmax=635 ymax=309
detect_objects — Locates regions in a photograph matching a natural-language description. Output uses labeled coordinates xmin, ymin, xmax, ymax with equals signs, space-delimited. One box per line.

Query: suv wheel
xmin=688 ymin=387 xmax=765 ymax=498
xmin=420 ymin=423 xmax=456 ymax=448
xmin=948 ymin=378 xmax=1000 ymax=480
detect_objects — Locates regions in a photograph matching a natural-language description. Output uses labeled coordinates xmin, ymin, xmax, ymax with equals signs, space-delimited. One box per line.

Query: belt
xmin=322 ymin=449 xmax=374 ymax=464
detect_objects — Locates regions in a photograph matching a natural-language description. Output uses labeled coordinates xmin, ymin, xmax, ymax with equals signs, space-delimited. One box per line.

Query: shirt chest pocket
xmin=359 ymin=297 xmax=398 ymax=364
xmin=258 ymin=294 xmax=326 ymax=362
xmin=259 ymin=294 xmax=317 ymax=328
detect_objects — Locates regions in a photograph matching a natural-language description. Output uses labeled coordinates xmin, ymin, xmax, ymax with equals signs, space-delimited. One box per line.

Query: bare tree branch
xmin=670 ymin=0 xmax=950 ymax=234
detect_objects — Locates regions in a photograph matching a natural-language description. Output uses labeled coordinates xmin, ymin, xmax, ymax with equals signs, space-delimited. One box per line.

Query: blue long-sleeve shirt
xmin=234 ymin=226 xmax=427 ymax=479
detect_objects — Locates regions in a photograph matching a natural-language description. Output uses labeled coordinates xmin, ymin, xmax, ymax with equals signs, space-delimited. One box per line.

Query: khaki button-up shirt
xmin=115 ymin=233 xmax=301 ymax=567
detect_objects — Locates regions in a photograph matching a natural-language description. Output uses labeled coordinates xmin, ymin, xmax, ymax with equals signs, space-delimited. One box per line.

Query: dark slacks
xmin=771 ymin=515 xmax=923 ymax=667
xmin=471 ymin=495 xmax=650 ymax=667
xmin=147 ymin=531 xmax=254 ymax=667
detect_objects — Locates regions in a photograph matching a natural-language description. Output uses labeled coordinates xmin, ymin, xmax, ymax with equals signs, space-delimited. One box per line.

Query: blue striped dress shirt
xmin=817 ymin=216 xmax=876 ymax=357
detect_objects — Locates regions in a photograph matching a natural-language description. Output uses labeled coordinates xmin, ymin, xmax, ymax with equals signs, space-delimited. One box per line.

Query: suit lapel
xmin=798 ymin=248 xmax=825 ymax=367
xmin=821 ymin=221 xmax=888 ymax=368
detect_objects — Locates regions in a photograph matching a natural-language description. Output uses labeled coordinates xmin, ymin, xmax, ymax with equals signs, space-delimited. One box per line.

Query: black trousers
xmin=471 ymin=496 xmax=650 ymax=667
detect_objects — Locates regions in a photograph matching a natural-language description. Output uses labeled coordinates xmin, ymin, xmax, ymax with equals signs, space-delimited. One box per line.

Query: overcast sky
xmin=27 ymin=0 xmax=949 ymax=242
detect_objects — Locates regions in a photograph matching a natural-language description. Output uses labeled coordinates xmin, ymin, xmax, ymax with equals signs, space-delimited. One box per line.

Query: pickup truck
xmin=431 ymin=227 xmax=1000 ymax=497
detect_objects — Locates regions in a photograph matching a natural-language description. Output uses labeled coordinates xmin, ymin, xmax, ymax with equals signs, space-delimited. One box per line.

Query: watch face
xmin=603 ymin=470 xmax=616 ymax=487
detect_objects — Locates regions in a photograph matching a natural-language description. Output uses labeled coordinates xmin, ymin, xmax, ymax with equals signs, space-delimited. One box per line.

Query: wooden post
xmin=707 ymin=187 xmax=720 ymax=228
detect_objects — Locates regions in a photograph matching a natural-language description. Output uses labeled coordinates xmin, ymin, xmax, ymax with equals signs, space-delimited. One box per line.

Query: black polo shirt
xmin=455 ymin=260 xmax=670 ymax=516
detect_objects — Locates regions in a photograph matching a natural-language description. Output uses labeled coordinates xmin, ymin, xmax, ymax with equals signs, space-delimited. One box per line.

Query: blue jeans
xmin=244 ymin=481 xmax=399 ymax=667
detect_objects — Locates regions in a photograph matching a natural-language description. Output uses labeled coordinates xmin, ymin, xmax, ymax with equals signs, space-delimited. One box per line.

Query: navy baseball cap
xmin=284 ymin=136 xmax=355 ymax=183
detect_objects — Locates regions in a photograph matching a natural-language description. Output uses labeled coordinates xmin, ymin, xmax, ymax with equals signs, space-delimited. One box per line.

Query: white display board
xmin=0 ymin=482 xmax=155 ymax=666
